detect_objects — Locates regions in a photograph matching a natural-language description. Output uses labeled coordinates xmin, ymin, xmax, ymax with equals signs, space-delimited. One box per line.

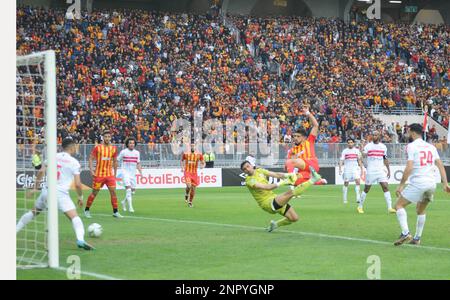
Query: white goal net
xmin=16 ymin=51 xmax=58 ymax=268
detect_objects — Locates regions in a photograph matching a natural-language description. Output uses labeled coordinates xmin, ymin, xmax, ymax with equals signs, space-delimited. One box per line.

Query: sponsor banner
xmin=335 ymin=166 xmax=442 ymax=185
xmin=16 ymin=171 xmax=46 ymax=189
xmin=222 ymin=167 xmax=336 ymax=187
xmin=81 ymin=168 xmax=222 ymax=189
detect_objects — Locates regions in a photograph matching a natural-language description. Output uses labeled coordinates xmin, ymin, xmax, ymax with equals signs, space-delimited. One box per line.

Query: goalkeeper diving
xmin=240 ymin=160 xmax=323 ymax=232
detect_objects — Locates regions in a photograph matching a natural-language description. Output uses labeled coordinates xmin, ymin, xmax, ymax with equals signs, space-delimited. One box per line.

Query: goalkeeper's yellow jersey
xmin=245 ymin=168 xmax=276 ymax=206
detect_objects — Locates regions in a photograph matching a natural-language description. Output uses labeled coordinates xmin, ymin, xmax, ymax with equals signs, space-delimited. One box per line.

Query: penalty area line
xmin=96 ymin=214 xmax=450 ymax=253
xmin=54 ymin=266 xmax=121 ymax=280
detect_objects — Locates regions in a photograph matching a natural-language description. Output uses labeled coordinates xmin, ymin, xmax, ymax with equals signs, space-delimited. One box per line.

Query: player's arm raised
xmin=304 ymin=108 xmax=319 ymax=137
xmin=435 ymin=159 xmax=450 ymax=193
xmin=396 ymin=160 xmax=413 ymax=197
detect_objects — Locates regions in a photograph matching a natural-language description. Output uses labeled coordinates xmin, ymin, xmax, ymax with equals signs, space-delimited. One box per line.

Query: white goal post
xmin=16 ymin=50 xmax=58 ymax=268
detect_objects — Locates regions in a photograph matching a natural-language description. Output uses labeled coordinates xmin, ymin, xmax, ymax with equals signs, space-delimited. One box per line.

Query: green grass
xmin=17 ymin=184 xmax=450 ymax=279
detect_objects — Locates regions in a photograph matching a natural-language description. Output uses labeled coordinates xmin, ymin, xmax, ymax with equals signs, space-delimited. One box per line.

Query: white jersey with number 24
xmin=406 ymin=138 xmax=440 ymax=186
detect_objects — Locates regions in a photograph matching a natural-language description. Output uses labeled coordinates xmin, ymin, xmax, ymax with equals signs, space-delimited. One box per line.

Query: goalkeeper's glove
xmin=276 ymin=179 xmax=290 ymax=187
xmin=283 ymin=173 xmax=298 ymax=185
xmin=276 ymin=174 xmax=297 ymax=187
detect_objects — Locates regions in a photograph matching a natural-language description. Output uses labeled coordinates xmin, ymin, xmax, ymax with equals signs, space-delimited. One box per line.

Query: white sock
xmin=126 ymin=189 xmax=133 ymax=210
xmin=342 ymin=186 xmax=348 ymax=202
xmin=359 ymin=192 xmax=367 ymax=208
xmin=396 ymin=208 xmax=409 ymax=235
xmin=71 ymin=216 xmax=85 ymax=242
xmin=16 ymin=211 xmax=34 ymax=233
xmin=384 ymin=191 xmax=393 ymax=209
xmin=355 ymin=185 xmax=361 ymax=203
xmin=415 ymin=214 xmax=426 ymax=239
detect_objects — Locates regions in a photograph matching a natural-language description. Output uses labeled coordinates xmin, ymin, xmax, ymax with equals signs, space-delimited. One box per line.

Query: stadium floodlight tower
xmin=16 ymin=50 xmax=58 ymax=268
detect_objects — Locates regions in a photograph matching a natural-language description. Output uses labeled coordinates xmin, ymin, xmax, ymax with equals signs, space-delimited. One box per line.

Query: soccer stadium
xmin=14 ymin=0 xmax=450 ymax=282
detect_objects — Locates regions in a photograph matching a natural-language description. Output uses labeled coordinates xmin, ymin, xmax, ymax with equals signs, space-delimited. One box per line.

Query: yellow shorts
xmin=260 ymin=198 xmax=290 ymax=216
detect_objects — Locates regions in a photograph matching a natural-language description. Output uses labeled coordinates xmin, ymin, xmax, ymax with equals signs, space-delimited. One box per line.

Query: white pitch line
xmin=298 ymin=194 xmax=449 ymax=203
xmin=96 ymin=214 xmax=450 ymax=253
xmin=54 ymin=266 xmax=121 ymax=280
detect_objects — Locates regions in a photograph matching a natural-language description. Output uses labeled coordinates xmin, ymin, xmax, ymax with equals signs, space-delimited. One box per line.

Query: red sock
xmin=86 ymin=193 xmax=96 ymax=209
xmin=189 ymin=189 xmax=195 ymax=203
xmin=111 ymin=195 xmax=118 ymax=209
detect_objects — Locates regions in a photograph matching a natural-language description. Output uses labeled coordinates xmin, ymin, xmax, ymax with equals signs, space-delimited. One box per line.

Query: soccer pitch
xmin=17 ymin=185 xmax=450 ymax=280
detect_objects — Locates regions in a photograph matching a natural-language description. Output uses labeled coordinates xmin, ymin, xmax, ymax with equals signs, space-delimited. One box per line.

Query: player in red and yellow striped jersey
xmin=84 ymin=130 xmax=122 ymax=218
xmin=286 ymin=109 xmax=326 ymax=186
xmin=181 ymin=144 xmax=205 ymax=208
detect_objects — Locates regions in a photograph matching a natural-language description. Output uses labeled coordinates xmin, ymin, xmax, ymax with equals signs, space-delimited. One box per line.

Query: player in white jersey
xmin=117 ymin=137 xmax=142 ymax=212
xmin=16 ymin=138 xmax=94 ymax=250
xmin=359 ymin=131 xmax=396 ymax=214
xmin=338 ymin=138 xmax=363 ymax=204
xmin=393 ymin=124 xmax=450 ymax=246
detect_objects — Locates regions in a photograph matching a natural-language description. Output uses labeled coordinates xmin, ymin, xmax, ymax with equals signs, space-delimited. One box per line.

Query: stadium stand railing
xmin=16 ymin=143 xmax=450 ymax=169
xmin=368 ymin=107 xmax=425 ymax=115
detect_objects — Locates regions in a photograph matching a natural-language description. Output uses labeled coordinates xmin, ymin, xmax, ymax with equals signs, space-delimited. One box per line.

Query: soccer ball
xmin=88 ymin=223 xmax=103 ymax=238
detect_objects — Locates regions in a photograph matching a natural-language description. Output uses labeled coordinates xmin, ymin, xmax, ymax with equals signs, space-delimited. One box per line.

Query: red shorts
xmin=184 ymin=172 xmax=199 ymax=187
xmin=285 ymin=158 xmax=319 ymax=186
xmin=92 ymin=176 xmax=116 ymax=190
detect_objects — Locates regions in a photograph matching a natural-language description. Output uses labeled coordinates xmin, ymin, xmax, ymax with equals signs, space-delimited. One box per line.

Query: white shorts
xmin=401 ymin=183 xmax=436 ymax=204
xmin=365 ymin=172 xmax=388 ymax=185
xmin=122 ymin=172 xmax=136 ymax=188
xmin=34 ymin=188 xmax=76 ymax=213
xmin=343 ymin=169 xmax=360 ymax=182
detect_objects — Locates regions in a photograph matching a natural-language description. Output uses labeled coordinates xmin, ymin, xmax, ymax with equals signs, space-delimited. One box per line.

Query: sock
xmin=415 ymin=214 xmax=426 ymax=239
xmin=396 ymin=208 xmax=409 ymax=235
xmin=359 ymin=192 xmax=367 ymax=208
xmin=189 ymin=188 xmax=195 ymax=203
xmin=85 ymin=193 xmax=97 ymax=210
xmin=355 ymin=185 xmax=361 ymax=203
xmin=275 ymin=217 xmax=292 ymax=227
xmin=71 ymin=216 xmax=85 ymax=242
xmin=384 ymin=191 xmax=393 ymax=209
xmin=126 ymin=189 xmax=133 ymax=209
xmin=343 ymin=186 xmax=348 ymax=202
xmin=185 ymin=187 xmax=189 ymax=201
xmin=111 ymin=195 xmax=118 ymax=212
xmin=16 ymin=211 xmax=34 ymax=233
xmin=293 ymin=180 xmax=312 ymax=196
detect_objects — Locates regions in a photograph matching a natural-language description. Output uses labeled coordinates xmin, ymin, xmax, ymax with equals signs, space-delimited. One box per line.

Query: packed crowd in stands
xmin=16 ymin=7 xmax=449 ymax=149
